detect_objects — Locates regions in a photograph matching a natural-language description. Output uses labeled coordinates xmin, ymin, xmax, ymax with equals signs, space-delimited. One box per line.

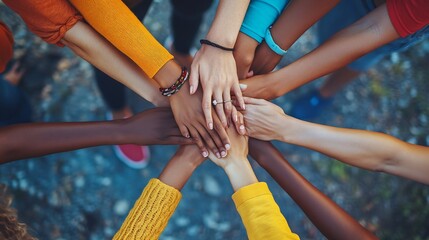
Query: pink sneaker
xmin=114 ymin=144 xmax=150 ymax=169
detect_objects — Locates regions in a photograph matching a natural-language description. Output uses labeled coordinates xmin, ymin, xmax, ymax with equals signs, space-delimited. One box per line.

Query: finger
xmin=202 ymin=89 xmax=214 ymax=130
xmin=239 ymin=83 xmax=248 ymax=91
xmin=11 ymin=62 xmax=20 ymax=72
xmin=189 ymin=63 xmax=199 ymax=94
xmin=233 ymin=83 xmax=246 ymax=110
xmin=178 ymin=124 xmax=190 ymax=139
xmin=237 ymin=111 xmax=246 ymax=135
xmin=223 ymin=91 xmax=233 ymax=127
xmin=243 ymin=96 xmax=265 ymax=105
xmin=231 ymin=105 xmax=238 ymax=124
xmin=214 ymin=90 xmax=227 ymax=128
xmin=167 ymin=136 xmax=195 ymax=145
xmin=213 ymin=115 xmax=231 ymax=150
xmin=189 ymin=127 xmax=209 ymax=158
xmin=196 ymin=123 xmax=223 ymax=159
xmin=246 ymin=70 xmax=254 ymax=78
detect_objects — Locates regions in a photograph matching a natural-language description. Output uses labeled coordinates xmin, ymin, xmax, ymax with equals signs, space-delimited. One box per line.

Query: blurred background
xmin=0 ymin=0 xmax=428 ymax=239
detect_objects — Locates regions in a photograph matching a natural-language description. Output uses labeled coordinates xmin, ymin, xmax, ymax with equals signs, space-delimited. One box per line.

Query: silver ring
xmin=212 ymin=99 xmax=232 ymax=106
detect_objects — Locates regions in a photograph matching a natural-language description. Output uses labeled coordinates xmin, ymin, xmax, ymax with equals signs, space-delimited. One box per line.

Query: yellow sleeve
xmin=113 ymin=178 xmax=181 ymax=240
xmin=69 ymin=0 xmax=173 ymax=78
xmin=232 ymin=182 xmax=300 ymax=240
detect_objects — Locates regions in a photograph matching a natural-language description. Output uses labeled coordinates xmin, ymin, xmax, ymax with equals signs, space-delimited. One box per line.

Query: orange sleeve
xmin=0 ymin=22 xmax=14 ymax=72
xmin=69 ymin=0 xmax=173 ymax=78
xmin=3 ymin=0 xmax=82 ymax=47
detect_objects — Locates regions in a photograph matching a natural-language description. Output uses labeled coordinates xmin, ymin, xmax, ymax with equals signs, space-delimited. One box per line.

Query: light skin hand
xmin=239 ymin=73 xmax=280 ymax=100
xmin=207 ymin=126 xmax=258 ymax=191
xmin=190 ymin=46 xmax=245 ymax=129
xmin=239 ymin=97 xmax=287 ymax=141
xmin=169 ymin=80 xmax=231 ymax=158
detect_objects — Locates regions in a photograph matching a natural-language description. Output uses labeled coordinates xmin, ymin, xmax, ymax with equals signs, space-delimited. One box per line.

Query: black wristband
xmin=200 ymin=39 xmax=234 ymax=51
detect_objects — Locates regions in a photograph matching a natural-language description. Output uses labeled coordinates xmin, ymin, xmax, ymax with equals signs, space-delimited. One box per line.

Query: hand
xmin=121 ymin=107 xmax=194 ymax=146
xmin=207 ymin=125 xmax=248 ymax=169
xmin=239 ymin=73 xmax=280 ymax=100
xmin=4 ymin=62 xmax=25 ymax=85
xmin=189 ymin=45 xmax=245 ymax=129
xmin=250 ymin=41 xmax=283 ymax=75
xmin=233 ymin=33 xmax=259 ymax=79
xmin=240 ymin=97 xmax=288 ymax=141
xmin=169 ymin=81 xmax=230 ymax=158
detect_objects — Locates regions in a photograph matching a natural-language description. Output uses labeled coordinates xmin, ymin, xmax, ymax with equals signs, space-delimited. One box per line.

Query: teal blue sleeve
xmin=240 ymin=0 xmax=289 ymax=43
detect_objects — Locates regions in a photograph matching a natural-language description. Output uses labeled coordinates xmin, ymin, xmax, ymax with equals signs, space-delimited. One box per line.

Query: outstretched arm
xmin=114 ymin=145 xmax=204 ymax=239
xmin=208 ymin=127 xmax=299 ymax=240
xmin=242 ymin=97 xmax=429 ymax=185
xmin=242 ymin=4 xmax=399 ymax=99
xmin=0 ymin=108 xmax=192 ymax=164
xmin=250 ymin=0 xmax=340 ymax=74
xmin=249 ymin=139 xmax=377 ymax=240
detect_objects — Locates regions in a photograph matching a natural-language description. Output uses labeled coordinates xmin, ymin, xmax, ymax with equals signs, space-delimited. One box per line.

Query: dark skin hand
xmin=0 ymin=107 xmax=193 ymax=164
xmin=249 ymin=139 xmax=377 ymax=240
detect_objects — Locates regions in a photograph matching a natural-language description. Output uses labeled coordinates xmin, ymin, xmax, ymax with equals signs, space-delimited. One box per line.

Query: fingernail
xmin=221 ymin=151 xmax=227 ymax=157
xmin=186 ymin=134 xmax=190 ymax=138
xmin=242 ymin=104 xmax=246 ymax=110
xmin=240 ymin=125 xmax=245 ymax=134
xmin=202 ymin=151 xmax=208 ymax=158
xmin=239 ymin=84 xmax=247 ymax=90
xmin=216 ymin=152 xmax=221 ymax=159
xmin=235 ymin=115 xmax=238 ymax=122
xmin=190 ymin=85 xmax=194 ymax=94
xmin=209 ymin=123 xmax=213 ymax=130
xmin=225 ymin=144 xmax=231 ymax=150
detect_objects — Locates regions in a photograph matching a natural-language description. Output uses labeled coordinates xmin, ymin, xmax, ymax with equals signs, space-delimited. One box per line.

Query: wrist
xmin=205 ymin=33 xmax=235 ymax=49
xmin=224 ymin=158 xmax=258 ymax=191
xmin=278 ymin=116 xmax=304 ymax=144
xmin=153 ymin=60 xmax=182 ymax=88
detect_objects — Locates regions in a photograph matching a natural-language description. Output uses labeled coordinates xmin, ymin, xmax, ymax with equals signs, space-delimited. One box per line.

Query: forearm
xmin=279 ymin=116 xmax=429 ymax=184
xmin=206 ymin=0 xmax=250 ymax=47
xmin=69 ymin=0 xmax=172 ymax=78
xmin=270 ymin=4 xmax=399 ymax=97
xmin=224 ymin=158 xmax=258 ymax=191
xmin=271 ymin=0 xmax=339 ymax=51
xmin=0 ymin=121 xmax=122 ymax=163
xmin=62 ymin=21 xmax=166 ymax=106
xmin=159 ymin=146 xmax=204 ymax=190
xmin=249 ymin=139 xmax=376 ymax=240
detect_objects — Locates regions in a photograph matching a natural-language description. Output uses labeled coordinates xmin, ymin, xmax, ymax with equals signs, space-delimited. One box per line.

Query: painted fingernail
xmin=221 ymin=151 xmax=227 ymax=157
xmin=216 ymin=152 xmax=221 ymax=159
xmin=209 ymin=123 xmax=213 ymax=130
xmin=239 ymin=84 xmax=248 ymax=90
xmin=242 ymin=104 xmax=246 ymax=110
xmin=186 ymin=134 xmax=190 ymax=138
xmin=190 ymin=85 xmax=194 ymax=94
xmin=225 ymin=144 xmax=231 ymax=150
xmin=235 ymin=115 xmax=238 ymax=122
xmin=202 ymin=151 xmax=208 ymax=158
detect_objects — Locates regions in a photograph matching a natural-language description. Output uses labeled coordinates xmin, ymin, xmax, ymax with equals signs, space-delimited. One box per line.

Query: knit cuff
xmin=113 ymin=178 xmax=181 ymax=239
xmin=232 ymin=182 xmax=270 ymax=208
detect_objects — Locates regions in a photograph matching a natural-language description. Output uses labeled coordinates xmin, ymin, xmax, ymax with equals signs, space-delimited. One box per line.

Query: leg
xmin=169 ymin=0 xmax=213 ymax=68
xmin=248 ymin=139 xmax=376 ymax=240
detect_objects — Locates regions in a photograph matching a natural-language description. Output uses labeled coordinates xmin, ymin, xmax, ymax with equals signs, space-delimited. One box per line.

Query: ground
xmin=0 ymin=1 xmax=428 ymax=240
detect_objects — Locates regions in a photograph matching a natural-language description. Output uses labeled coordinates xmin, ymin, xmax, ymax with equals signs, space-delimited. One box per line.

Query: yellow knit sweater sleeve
xmin=113 ymin=178 xmax=181 ymax=240
xmin=69 ymin=0 xmax=173 ymax=78
xmin=232 ymin=182 xmax=300 ymax=240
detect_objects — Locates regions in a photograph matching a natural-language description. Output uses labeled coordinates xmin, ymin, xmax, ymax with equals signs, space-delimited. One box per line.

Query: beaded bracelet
xmin=159 ymin=67 xmax=189 ymax=97
xmin=200 ymin=39 xmax=234 ymax=51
